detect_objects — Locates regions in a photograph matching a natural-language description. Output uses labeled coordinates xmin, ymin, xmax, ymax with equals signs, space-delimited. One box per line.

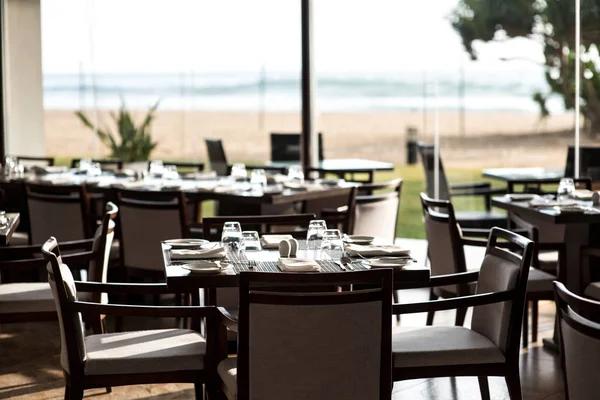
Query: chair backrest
xmin=270 ymin=132 xmax=324 ymax=162
xmin=115 ymin=188 xmax=188 ymax=273
xmin=42 ymin=238 xmax=87 ymax=377
xmin=554 ymin=281 xmax=600 ymax=400
xmin=304 ymin=187 xmax=357 ymax=233
xmin=16 ymin=156 xmax=55 ymax=167
xmin=419 ymin=193 xmax=467 ymax=294
xmin=417 ymin=142 xmax=451 ymax=200
xmin=202 ymin=213 xmax=316 ymax=242
xmin=564 ymin=146 xmax=600 ymax=179
xmin=471 ymin=228 xmax=533 ymax=356
xmin=70 ymin=158 xmax=123 ymax=171
xmin=507 ymin=176 xmax=592 ymax=195
xmin=87 ymin=202 xmax=118 ymax=304
xmin=205 ymin=138 xmax=229 ymax=176
xmin=26 ymin=183 xmax=91 ymax=244
xmin=353 ymin=179 xmax=402 ymax=242
xmin=236 ymin=270 xmax=392 ymax=400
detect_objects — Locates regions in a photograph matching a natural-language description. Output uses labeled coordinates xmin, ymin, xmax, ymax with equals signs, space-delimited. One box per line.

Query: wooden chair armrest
xmin=427 ymin=271 xmax=479 ymax=287
xmin=393 ymin=290 xmax=515 ymax=315
xmin=74 ymin=281 xmax=177 ymax=295
xmin=218 ymin=307 xmax=239 ymax=333
xmin=72 ymin=301 xmax=217 ymax=319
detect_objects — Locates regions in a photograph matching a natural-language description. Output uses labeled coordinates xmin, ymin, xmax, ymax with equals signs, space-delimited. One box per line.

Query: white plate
xmin=365 ymin=258 xmax=412 ymax=268
xmin=343 ymin=235 xmax=375 ymax=245
xmin=506 ymin=193 xmax=538 ymax=201
xmin=164 ymin=239 xmax=209 ymax=248
xmin=180 ymin=261 xmax=228 ymax=274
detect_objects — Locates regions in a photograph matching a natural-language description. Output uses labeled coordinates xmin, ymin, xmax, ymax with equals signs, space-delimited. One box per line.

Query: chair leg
xmin=455 ymin=307 xmax=467 ymax=326
xmin=532 ymin=300 xmax=539 ymax=343
xmin=63 ymin=384 xmax=70 ymax=400
xmin=426 ymin=290 xmax=437 ymax=326
xmin=522 ymin=301 xmax=529 ymax=348
xmin=67 ymin=384 xmax=83 ymax=400
xmin=478 ymin=376 xmax=491 ymax=400
xmin=194 ymin=381 xmax=204 ymax=400
xmin=105 ymin=387 xmax=112 ymax=394
xmin=393 ymin=290 xmax=400 ymax=324
xmin=505 ymin=370 xmax=523 ymax=400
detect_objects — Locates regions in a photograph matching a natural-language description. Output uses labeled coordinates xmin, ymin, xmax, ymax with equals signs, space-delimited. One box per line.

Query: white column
xmin=3 ymin=0 xmax=45 ymax=156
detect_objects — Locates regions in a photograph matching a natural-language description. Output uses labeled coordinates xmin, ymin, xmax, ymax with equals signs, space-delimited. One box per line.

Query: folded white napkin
xmin=170 ymin=247 xmax=226 ymax=260
xmin=278 ymin=258 xmax=321 ymax=272
xmin=261 ymin=234 xmax=294 ymax=249
xmin=345 ymin=244 xmax=411 ymax=257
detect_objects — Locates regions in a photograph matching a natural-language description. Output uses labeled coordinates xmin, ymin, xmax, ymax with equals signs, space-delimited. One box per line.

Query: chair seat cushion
xmin=392 ymin=326 xmax=505 ymax=368
xmin=527 ymin=268 xmax=555 ymax=293
xmin=84 ymin=329 xmax=206 ymax=375
xmin=218 ymin=357 xmax=238 ymax=400
xmin=585 ymin=283 xmax=600 ymax=301
xmin=0 ymin=282 xmax=55 ymax=314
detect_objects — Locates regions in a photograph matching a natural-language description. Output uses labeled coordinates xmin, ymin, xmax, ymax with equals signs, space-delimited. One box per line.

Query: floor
xmin=0 ymin=239 xmax=565 ymax=399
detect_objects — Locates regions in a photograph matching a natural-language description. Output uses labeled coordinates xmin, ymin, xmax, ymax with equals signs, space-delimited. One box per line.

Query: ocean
xmin=42 ymin=70 xmax=563 ymax=113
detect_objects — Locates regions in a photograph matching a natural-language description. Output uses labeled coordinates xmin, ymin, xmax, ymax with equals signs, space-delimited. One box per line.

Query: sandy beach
xmin=44 ymin=110 xmax=580 ymax=169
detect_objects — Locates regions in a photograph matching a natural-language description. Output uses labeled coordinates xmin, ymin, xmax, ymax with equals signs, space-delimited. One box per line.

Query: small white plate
xmin=364 ymin=258 xmax=411 ymax=268
xmin=180 ymin=261 xmax=228 ymax=274
xmin=506 ymin=193 xmax=538 ymax=201
xmin=343 ymin=235 xmax=375 ymax=245
xmin=164 ymin=239 xmax=209 ymax=248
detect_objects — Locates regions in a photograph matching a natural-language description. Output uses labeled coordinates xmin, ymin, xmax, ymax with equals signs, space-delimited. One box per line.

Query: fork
xmin=340 ymin=255 xmax=354 ymax=271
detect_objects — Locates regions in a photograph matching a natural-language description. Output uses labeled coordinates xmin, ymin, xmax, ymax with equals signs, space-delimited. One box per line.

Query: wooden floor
xmin=0 ymin=239 xmax=565 ymax=399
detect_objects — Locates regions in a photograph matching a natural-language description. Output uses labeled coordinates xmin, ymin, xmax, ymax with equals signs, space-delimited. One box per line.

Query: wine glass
xmin=557 ymin=178 xmax=575 ymax=201
xmin=0 ymin=211 xmax=9 ymax=228
xmin=306 ymin=219 xmax=327 ymax=250
xmin=149 ymin=160 xmax=164 ymax=178
xmin=221 ymin=221 xmax=242 ymax=247
xmin=240 ymin=231 xmax=261 ymax=251
xmin=230 ymin=163 xmax=247 ymax=181
xmin=87 ymin=162 xmax=102 ymax=177
xmin=79 ymin=158 xmax=92 ymax=172
xmin=163 ymin=165 xmax=179 ymax=180
xmin=250 ymin=169 xmax=267 ymax=187
xmin=287 ymin=165 xmax=304 ymax=183
xmin=321 ymin=229 xmax=343 ymax=250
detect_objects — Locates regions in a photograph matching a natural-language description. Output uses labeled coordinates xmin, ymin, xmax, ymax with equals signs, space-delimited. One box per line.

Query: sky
xmin=40 ymin=0 xmax=547 ymax=76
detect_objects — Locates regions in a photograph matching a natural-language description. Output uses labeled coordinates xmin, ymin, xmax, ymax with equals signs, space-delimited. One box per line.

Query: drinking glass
xmin=221 ymin=221 xmax=242 ymax=247
xmin=321 ymin=229 xmax=343 ymax=250
xmin=0 ymin=211 xmax=8 ymax=228
xmin=149 ymin=160 xmax=164 ymax=178
xmin=306 ymin=219 xmax=327 ymax=249
xmin=250 ymin=169 xmax=267 ymax=187
xmin=240 ymin=231 xmax=261 ymax=251
xmin=163 ymin=165 xmax=179 ymax=180
xmin=557 ymin=178 xmax=575 ymax=201
xmin=287 ymin=165 xmax=304 ymax=183
xmin=230 ymin=163 xmax=247 ymax=181
xmin=87 ymin=162 xmax=102 ymax=177
xmin=79 ymin=158 xmax=92 ymax=172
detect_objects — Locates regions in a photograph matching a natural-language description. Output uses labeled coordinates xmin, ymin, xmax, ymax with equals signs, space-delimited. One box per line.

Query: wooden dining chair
xmin=305 ymin=187 xmax=357 ymax=234
xmin=0 ymin=203 xmax=117 ymax=330
xmin=16 ymin=155 xmax=55 ymax=167
xmin=70 ymin=158 xmax=124 ymax=171
xmin=392 ymin=227 xmax=534 ymax=400
xmin=554 ymin=281 xmax=600 ymax=400
xmin=417 ymin=142 xmax=506 ymax=229
xmin=42 ymin=237 xmax=220 ymax=400
xmin=217 ymin=269 xmax=392 ymax=400
xmin=114 ymin=188 xmax=189 ymax=281
xmin=205 ymin=138 xmax=230 ymax=176
xmin=25 ymin=183 xmax=92 ymax=245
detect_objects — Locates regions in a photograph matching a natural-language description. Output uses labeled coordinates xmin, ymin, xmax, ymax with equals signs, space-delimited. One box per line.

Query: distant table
xmin=482 ymin=168 xmax=565 ymax=191
xmin=262 ymin=159 xmax=395 ymax=183
xmin=0 ymin=213 xmax=20 ymax=246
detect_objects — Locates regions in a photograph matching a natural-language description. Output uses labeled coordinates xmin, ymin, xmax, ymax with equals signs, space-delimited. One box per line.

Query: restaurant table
xmin=162 ymin=241 xmax=430 ymax=294
xmin=482 ymin=168 xmax=565 ymax=191
xmin=0 ymin=212 xmax=20 ymax=246
xmin=261 ymin=159 xmax=395 ymax=183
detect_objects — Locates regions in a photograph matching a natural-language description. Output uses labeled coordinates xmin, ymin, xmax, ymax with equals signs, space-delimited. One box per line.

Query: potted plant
xmin=75 ymin=101 xmax=160 ymax=168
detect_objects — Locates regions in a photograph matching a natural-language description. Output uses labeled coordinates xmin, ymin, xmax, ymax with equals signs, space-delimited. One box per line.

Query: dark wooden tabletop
xmin=162 ymin=242 xmax=430 ymax=291
xmin=0 ymin=213 xmax=20 ymax=246
xmin=263 ymin=158 xmax=395 ymax=172
xmin=482 ymin=167 xmax=565 ymax=182
xmin=492 ymin=196 xmax=600 ymax=224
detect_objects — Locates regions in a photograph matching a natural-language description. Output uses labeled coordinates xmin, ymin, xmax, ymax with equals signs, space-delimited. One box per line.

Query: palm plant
xmin=75 ymin=101 xmax=159 ymax=162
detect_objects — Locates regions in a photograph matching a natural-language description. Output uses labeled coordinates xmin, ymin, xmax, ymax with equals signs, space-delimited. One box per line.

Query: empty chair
xmin=417 ymin=142 xmax=506 ymax=229
xmin=26 ymin=183 xmax=92 ymax=245
xmin=201 ymin=213 xmax=317 ymax=241
xmin=392 ymin=227 xmax=534 ymax=400
xmin=205 ymin=138 xmax=230 ymax=176
xmin=270 ymin=132 xmax=324 ymax=162
xmin=217 ymin=269 xmax=392 ymax=400
xmin=353 ymin=179 xmax=402 ymax=241
xmin=305 ymin=187 xmax=357 ymax=234
xmin=70 ymin=158 xmax=123 ymax=171
xmin=564 ymin=146 xmax=600 ymax=179
xmin=554 ymin=282 xmax=600 ymax=400
xmin=114 ymin=188 xmax=189 ymax=280
xmin=42 ymin=237 xmax=219 ymax=400
xmin=16 ymin=156 xmax=55 ymax=167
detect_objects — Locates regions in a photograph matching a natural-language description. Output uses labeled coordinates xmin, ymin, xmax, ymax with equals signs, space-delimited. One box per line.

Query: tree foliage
xmin=452 ymin=0 xmax=600 ymax=136
xmin=76 ymin=101 xmax=159 ymax=162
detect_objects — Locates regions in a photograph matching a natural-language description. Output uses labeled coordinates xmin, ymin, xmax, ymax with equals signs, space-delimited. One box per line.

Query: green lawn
xmin=54 ymin=156 xmax=490 ymax=239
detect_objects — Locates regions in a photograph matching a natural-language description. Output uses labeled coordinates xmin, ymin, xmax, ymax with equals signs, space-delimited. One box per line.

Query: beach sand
xmin=44 ymin=110 xmax=581 ymax=168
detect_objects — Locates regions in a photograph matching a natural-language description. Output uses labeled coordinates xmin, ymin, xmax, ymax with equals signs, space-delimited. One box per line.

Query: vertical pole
xmin=575 ymin=0 xmax=581 ymax=178
xmin=301 ymin=0 xmax=317 ymax=175
xmin=0 ymin=0 xmax=6 ymax=161
xmin=433 ymin=79 xmax=440 ymax=200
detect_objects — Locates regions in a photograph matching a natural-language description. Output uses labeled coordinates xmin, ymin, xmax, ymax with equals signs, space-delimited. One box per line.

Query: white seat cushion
xmin=585 ymin=283 xmax=600 ymax=301
xmin=527 ymin=268 xmax=555 ymax=293
xmin=0 ymin=282 xmax=55 ymax=314
xmin=392 ymin=326 xmax=505 ymax=368
xmin=218 ymin=357 xmax=238 ymax=400
xmin=538 ymin=251 xmax=559 ymax=264
xmin=84 ymin=329 xmax=206 ymax=375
